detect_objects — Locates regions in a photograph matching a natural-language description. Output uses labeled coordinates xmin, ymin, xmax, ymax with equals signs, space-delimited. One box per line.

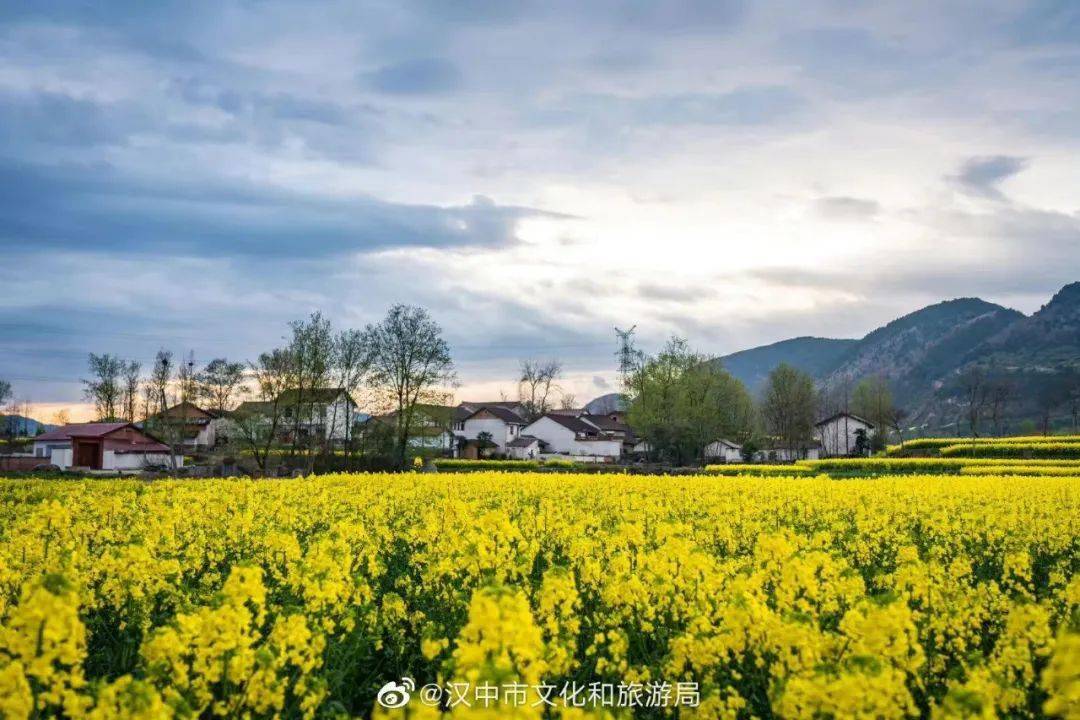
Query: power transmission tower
xmin=615 ymin=325 xmax=642 ymax=390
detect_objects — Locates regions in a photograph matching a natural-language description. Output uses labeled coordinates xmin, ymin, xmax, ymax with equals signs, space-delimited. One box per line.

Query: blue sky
xmin=2 ymin=1 xmax=1080 ymax=418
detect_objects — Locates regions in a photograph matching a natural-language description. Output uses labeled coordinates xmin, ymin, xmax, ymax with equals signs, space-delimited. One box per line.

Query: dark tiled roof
xmin=464 ymin=405 xmax=527 ymax=425
xmin=35 ymin=422 xmax=130 ymax=442
xmin=541 ymin=413 xmax=599 ymax=435
xmin=815 ymin=412 xmax=874 ymax=429
xmin=507 ymin=435 xmax=540 ymax=448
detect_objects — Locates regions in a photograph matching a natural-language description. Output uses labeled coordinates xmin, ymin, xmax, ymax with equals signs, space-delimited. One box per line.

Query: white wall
xmin=816 ymin=416 xmax=872 ymax=457
xmin=705 ymin=442 xmax=742 ymax=462
xmin=459 ymin=417 xmax=517 ymax=450
xmin=523 ymin=416 xmax=621 ymax=458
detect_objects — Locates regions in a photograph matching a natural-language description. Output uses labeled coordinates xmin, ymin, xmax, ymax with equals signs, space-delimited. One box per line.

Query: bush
xmin=433 ymin=459 xmax=540 ymax=471
xmin=704 ymin=464 xmax=811 ymax=477
xmin=939 ymin=442 xmax=1080 ymax=459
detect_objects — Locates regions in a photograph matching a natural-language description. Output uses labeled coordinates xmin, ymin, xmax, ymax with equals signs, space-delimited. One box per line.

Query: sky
xmin=2 ymin=1 xmax=1080 ymax=421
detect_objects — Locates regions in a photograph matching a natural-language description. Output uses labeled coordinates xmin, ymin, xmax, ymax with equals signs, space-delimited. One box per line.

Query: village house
xmin=234 ymin=388 xmax=357 ymax=444
xmin=506 ymin=435 xmax=542 ymax=460
xmin=705 ymin=438 xmax=743 ymax=463
xmin=453 ymin=403 xmax=528 ymax=457
xmin=363 ymin=404 xmax=456 ymax=453
xmin=815 ymin=412 xmax=875 ymax=457
xmin=521 ymin=413 xmax=623 ymax=461
xmin=32 ymin=423 xmax=183 ymax=471
xmin=140 ymin=401 xmax=224 ymax=449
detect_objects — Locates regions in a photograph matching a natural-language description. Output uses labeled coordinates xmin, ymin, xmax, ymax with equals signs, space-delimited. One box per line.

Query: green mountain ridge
xmin=716 ymin=283 xmax=1080 ymax=432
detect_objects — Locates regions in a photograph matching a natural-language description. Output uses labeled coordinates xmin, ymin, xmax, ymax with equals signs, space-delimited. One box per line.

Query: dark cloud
xmin=814 ymin=196 xmax=881 ymax=221
xmin=365 ymin=58 xmax=462 ymax=95
xmin=952 ymin=155 xmax=1029 ymax=199
xmin=0 ymin=158 xmax=555 ymax=257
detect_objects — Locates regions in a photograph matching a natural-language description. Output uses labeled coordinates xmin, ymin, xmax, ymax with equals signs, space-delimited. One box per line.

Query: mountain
xmin=716 ymin=337 xmax=857 ymax=394
xmin=584 ymin=393 xmax=626 ymax=415
xmin=714 ymin=283 xmax=1080 ymax=431
xmin=821 ymin=297 xmax=1025 ymax=406
xmin=977 ymin=282 xmax=1080 ymax=367
xmin=1 ymin=415 xmax=52 ymax=436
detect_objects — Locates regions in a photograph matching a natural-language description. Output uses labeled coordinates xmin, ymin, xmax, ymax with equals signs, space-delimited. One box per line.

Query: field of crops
xmin=0 ymin=472 xmax=1076 ymax=719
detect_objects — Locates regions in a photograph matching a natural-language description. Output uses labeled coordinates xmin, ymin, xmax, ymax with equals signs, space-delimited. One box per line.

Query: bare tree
xmin=197 ymin=358 xmax=247 ymax=412
xmin=559 ymin=393 xmax=578 ymax=410
xmin=144 ymin=349 xmax=181 ymax=470
xmin=121 ymin=360 xmax=141 ymax=422
xmin=83 ymin=353 xmax=125 ymax=421
xmin=328 ymin=328 xmax=369 ymax=465
xmin=51 ymin=409 xmax=71 ymax=427
xmin=1035 ymin=376 xmax=1063 ymax=436
xmin=1064 ymin=368 xmax=1080 ymax=432
xmin=233 ymin=349 xmax=292 ymax=472
xmin=364 ymin=305 xmax=455 ymax=470
xmin=957 ymin=367 xmax=989 ymax=439
xmin=518 ymin=359 xmax=562 ymax=421
xmin=177 ymin=350 xmax=198 ymax=405
xmin=284 ymin=312 xmax=334 ymax=459
xmin=986 ymin=375 xmax=1015 ymax=437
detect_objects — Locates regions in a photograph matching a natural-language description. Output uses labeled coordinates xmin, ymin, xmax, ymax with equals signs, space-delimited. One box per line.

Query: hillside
xmin=716 ymin=337 xmax=857 ymax=394
xmin=715 ymin=283 xmax=1080 ymax=432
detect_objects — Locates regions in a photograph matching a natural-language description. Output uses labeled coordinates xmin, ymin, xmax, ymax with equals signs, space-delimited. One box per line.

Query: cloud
xmin=0 ymin=158 xmax=556 ymax=257
xmin=951 ymin=155 xmax=1029 ymax=199
xmin=365 ymin=58 xmax=462 ymax=95
xmin=814 ymin=196 xmax=881 ymax=221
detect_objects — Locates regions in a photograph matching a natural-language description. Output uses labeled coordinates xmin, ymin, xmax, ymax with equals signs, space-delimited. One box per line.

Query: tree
xmin=197 ymin=358 xmax=247 ymax=413
xmin=364 ymin=305 xmax=455 ymax=470
xmin=852 ymin=375 xmax=896 ymax=448
xmin=177 ymin=351 xmax=198 ymax=405
xmin=121 ymin=360 xmax=141 ymax=422
xmin=986 ymin=373 xmax=1016 ymax=436
xmin=1064 ymin=368 xmax=1080 ymax=432
xmin=328 ymin=328 xmax=370 ymax=465
xmin=284 ymin=312 xmax=334 ymax=458
xmin=51 ymin=409 xmax=71 ymax=427
xmin=144 ymin=350 xmax=181 ymax=470
xmin=1034 ymin=375 xmax=1064 ymax=436
xmin=559 ymin=393 xmax=578 ymax=410
xmin=83 ymin=353 xmax=125 ymax=421
xmin=626 ymin=337 xmax=754 ymax=465
xmin=518 ymin=359 xmax=562 ymax=421
xmin=956 ymin=366 xmax=989 ymax=438
xmin=233 ymin=349 xmax=293 ymax=472
xmin=760 ymin=363 xmax=817 ymax=457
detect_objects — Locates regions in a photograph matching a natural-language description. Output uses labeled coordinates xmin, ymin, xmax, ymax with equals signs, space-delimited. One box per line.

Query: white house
xmin=815 ymin=412 xmax=875 ymax=457
xmin=455 ymin=405 xmax=528 ymax=456
xmin=506 ymin=435 xmax=542 ymax=460
xmin=235 ymin=388 xmax=357 ymax=444
xmin=33 ymin=423 xmax=183 ymax=471
xmin=521 ymin=414 xmax=622 ymax=460
xmin=705 ymin=438 xmax=743 ymax=463
xmin=366 ymin=404 xmax=456 ymax=453
xmin=140 ymin=401 xmax=223 ymax=449
xmin=753 ymin=444 xmax=822 ymax=462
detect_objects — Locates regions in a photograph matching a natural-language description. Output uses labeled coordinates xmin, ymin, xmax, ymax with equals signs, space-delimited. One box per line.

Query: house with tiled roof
xmin=140 ymin=401 xmax=224 ymax=449
xmin=453 ymin=403 xmax=529 ymax=457
xmin=32 ymin=423 xmax=182 ymax=471
xmin=522 ymin=412 xmax=623 ymax=460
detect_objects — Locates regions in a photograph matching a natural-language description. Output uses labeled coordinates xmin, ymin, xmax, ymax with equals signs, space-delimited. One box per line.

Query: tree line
xmin=79 ymin=304 xmax=454 ymax=471
xmin=623 ymin=336 xmax=903 ymax=464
